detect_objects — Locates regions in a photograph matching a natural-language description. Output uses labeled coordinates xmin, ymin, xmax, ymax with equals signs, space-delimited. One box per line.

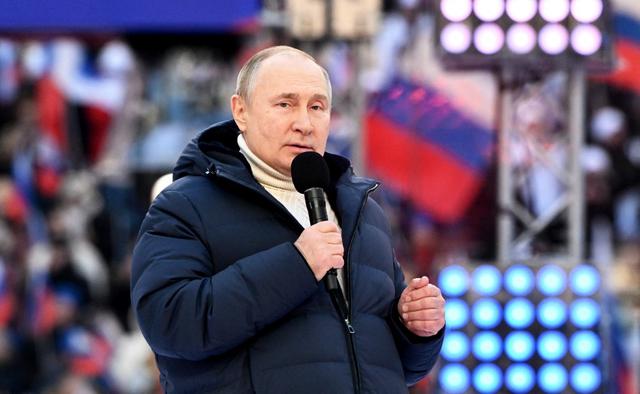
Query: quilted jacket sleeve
xmin=130 ymin=189 xmax=319 ymax=361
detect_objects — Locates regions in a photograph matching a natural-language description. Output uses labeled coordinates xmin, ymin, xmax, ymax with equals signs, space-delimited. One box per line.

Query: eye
xmin=277 ymin=102 xmax=291 ymax=108
xmin=311 ymin=104 xmax=324 ymax=111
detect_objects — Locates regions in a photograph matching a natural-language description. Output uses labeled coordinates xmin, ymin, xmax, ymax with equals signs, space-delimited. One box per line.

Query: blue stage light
xmin=538 ymin=363 xmax=568 ymax=393
xmin=442 ymin=331 xmax=470 ymax=361
xmin=570 ymin=363 xmax=601 ymax=393
xmin=473 ymin=363 xmax=503 ymax=393
xmin=504 ymin=265 xmax=534 ymax=296
xmin=570 ymin=331 xmax=601 ymax=361
xmin=570 ymin=298 xmax=600 ymax=328
xmin=505 ymin=331 xmax=535 ymax=361
xmin=537 ymin=298 xmax=568 ymax=328
xmin=444 ymin=299 xmax=469 ymax=329
xmin=472 ymin=298 xmax=502 ymax=329
xmin=472 ymin=331 xmax=502 ymax=361
xmin=439 ymin=265 xmax=469 ymax=297
xmin=537 ymin=331 xmax=568 ymax=361
xmin=439 ymin=364 xmax=470 ymax=394
xmin=570 ymin=264 xmax=600 ymax=296
xmin=472 ymin=265 xmax=501 ymax=296
xmin=505 ymin=364 xmax=535 ymax=393
xmin=504 ymin=298 xmax=534 ymax=329
xmin=537 ymin=264 xmax=567 ymax=296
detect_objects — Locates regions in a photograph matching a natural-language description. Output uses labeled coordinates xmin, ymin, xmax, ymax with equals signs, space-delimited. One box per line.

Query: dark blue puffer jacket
xmin=131 ymin=120 xmax=443 ymax=393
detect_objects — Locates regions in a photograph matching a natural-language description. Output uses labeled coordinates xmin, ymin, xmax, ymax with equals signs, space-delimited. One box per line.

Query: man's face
xmin=232 ymin=53 xmax=331 ymax=176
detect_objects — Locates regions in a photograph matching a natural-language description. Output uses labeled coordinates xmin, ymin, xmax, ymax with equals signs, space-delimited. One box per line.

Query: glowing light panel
xmin=537 ymin=331 xmax=568 ymax=361
xmin=473 ymin=0 xmax=505 ymax=22
xmin=571 ymin=0 xmax=603 ymax=24
xmin=505 ymin=364 xmax=535 ymax=393
xmin=505 ymin=331 xmax=535 ymax=361
xmin=537 ymin=298 xmax=568 ymax=328
xmin=472 ymin=265 xmax=501 ymax=295
xmin=440 ymin=364 xmax=470 ymax=394
xmin=538 ymin=363 xmax=568 ymax=393
xmin=570 ymin=363 xmax=601 ymax=393
xmin=506 ymin=23 xmax=537 ymax=54
xmin=441 ymin=0 xmax=473 ymax=22
xmin=473 ymin=363 xmax=503 ymax=393
xmin=505 ymin=298 xmax=534 ymax=329
xmin=570 ymin=264 xmax=600 ymax=296
xmin=570 ymin=331 xmax=601 ymax=361
xmin=441 ymin=23 xmax=473 ymax=54
xmin=571 ymin=24 xmax=602 ymax=56
xmin=537 ymin=264 xmax=567 ymax=295
xmin=439 ymin=265 xmax=469 ymax=297
xmin=504 ymin=265 xmax=534 ymax=296
xmin=474 ymin=23 xmax=505 ymax=55
xmin=472 ymin=298 xmax=502 ymax=329
xmin=472 ymin=331 xmax=502 ymax=361
xmin=442 ymin=331 xmax=470 ymax=361
xmin=539 ymin=24 xmax=569 ymax=55
xmin=506 ymin=0 xmax=537 ymax=23
xmin=445 ymin=298 xmax=469 ymax=329
xmin=539 ymin=0 xmax=570 ymax=23
xmin=570 ymin=298 xmax=600 ymax=328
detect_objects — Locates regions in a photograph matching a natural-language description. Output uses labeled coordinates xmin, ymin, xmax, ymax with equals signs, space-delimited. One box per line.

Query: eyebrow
xmin=274 ymin=93 xmax=329 ymax=102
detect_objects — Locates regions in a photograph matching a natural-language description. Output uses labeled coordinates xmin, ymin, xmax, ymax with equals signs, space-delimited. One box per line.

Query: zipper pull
xmin=344 ymin=319 xmax=355 ymax=334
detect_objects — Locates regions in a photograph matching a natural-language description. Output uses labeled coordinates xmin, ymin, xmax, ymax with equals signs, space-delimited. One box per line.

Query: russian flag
xmin=365 ymin=78 xmax=494 ymax=224
xmin=593 ymin=13 xmax=640 ymax=93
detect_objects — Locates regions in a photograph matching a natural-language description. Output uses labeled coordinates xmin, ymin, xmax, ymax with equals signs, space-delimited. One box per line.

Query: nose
xmin=293 ymin=108 xmax=313 ymax=135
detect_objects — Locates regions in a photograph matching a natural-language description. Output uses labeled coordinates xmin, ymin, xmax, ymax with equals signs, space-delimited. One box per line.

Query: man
xmin=131 ymin=46 xmax=444 ymax=393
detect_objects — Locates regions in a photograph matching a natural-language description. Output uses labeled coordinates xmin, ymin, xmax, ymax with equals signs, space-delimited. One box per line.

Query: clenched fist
xmin=294 ymin=221 xmax=344 ymax=281
xmin=398 ymin=276 xmax=445 ymax=337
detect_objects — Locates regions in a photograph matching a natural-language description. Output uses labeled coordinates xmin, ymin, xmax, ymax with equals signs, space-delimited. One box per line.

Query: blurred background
xmin=0 ymin=0 xmax=638 ymax=393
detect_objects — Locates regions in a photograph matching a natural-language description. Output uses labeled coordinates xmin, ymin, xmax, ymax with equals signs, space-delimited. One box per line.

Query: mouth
xmin=286 ymin=144 xmax=314 ymax=152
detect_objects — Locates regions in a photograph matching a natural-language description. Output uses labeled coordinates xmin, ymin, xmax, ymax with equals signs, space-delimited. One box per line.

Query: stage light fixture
xmin=472 ymin=298 xmax=502 ymax=329
xmin=440 ymin=0 xmax=473 ymax=23
xmin=473 ymin=363 xmax=503 ymax=393
xmin=472 ymin=265 xmax=501 ymax=296
xmin=474 ymin=23 xmax=505 ymax=55
xmin=570 ymin=298 xmax=600 ymax=328
xmin=571 ymin=24 xmax=602 ymax=56
xmin=538 ymin=363 xmax=568 ymax=393
xmin=504 ymin=265 xmax=534 ymax=296
xmin=472 ymin=331 xmax=503 ymax=361
xmin=506 ymin=23 xmax=537 ymax=54
xmin=505 ymin=364 xmax=536 ymax=393
xmin=570 ymin=264 xmax=600 ymax=296
xmin=439 ymin=265 xmax=469 ymax=297
xmin=473 ymin=0 xmax=504 ymax=23
xmin=537 ymin=331 xmax=568 ymax=361
xmin=505 ymin=298 xmax=535 ymax=329
xmin=571 ymin=0 xmax=603 ymax=24
xmin=442 ymin=331 xmax=470 ymax=361
xmin=536 ymin=264 xmax=567 ymax=296
xmin=506 ymin=0 xmax=537 ymax=23
xmin=505 ymin=331 xmax=535 ymax=361
xmin=444 ymin=298 xmax=469 ymax=329
xmin=538 ymin=23 xmax=570 ymax=55
xmin=441 ymin=23 xmax=472 ymax=54
xmin=439 ymin=364 xmax=470 ymax=394
xmin=570 ymin=331 xmax=601 ymax=361
xmin=539 ymin=0 xmax=570 ymax=23
xmin=537 ymin=298 xmax=567 ymax=328
xmin=570 ymin=363 xmax=601 ymax=393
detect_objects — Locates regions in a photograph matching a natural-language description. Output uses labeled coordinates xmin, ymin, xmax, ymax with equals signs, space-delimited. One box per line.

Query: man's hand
xmin=398 ymin=276 xmax=445 ymax=337
xmin=294 ymin=222 xmax=344 ymax=281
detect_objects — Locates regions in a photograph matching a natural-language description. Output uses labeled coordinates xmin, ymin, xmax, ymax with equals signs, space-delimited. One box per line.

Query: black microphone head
xmin=291 ymin=151 xmax=330 ymax=193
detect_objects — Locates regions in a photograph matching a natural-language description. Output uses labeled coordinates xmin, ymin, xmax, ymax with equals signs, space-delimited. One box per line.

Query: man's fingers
xmin=313 ymin=221 xmax=341 ymax=233
xmin=401 ymin=295 xmax=445 ymax=313
xmin=404 ymin=283 xmax=441 ymax=302
xmin=407 ymin=276 xmax=429 ymax=290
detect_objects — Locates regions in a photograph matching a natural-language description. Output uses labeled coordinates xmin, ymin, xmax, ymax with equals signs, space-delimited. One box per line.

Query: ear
xmin=231 ymin=94 xmax=248 ymax=132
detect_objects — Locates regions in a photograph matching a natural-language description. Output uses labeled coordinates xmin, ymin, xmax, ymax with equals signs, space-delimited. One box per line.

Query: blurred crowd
xmin=0 ymin=0 xmax=638 ymax=393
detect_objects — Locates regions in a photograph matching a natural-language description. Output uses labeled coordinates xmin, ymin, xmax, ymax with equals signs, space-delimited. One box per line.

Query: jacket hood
xmin=173 ymin=119 xmax=356 ymax=186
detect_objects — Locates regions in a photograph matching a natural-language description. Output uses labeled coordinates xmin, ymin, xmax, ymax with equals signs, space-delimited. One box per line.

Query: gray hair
xmin=235 ymin=45 xmax=332 ymax=106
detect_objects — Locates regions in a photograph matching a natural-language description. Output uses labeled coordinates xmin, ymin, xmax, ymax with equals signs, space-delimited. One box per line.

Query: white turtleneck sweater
xmin=237 ymin=134 xmax=346 ymax=292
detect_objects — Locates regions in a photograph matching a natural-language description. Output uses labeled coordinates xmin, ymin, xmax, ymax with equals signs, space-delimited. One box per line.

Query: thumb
xmin=408 ymin=276 xmax=429 ymax=290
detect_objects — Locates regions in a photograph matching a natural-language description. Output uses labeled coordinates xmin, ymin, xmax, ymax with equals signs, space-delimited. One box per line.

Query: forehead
xmin=252 ymin=52 xmax=328 ymax=97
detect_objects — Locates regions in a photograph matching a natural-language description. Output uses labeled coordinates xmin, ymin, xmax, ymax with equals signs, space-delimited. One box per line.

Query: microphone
xmin=291 ymin=151 xmax=339 ymax=292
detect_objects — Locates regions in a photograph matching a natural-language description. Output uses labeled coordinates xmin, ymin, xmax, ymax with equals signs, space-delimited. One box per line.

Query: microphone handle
xmin=304 ymin=188 xmax=339 ymax=292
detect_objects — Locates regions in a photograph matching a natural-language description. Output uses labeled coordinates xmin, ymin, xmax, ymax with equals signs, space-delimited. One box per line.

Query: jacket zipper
xmin=340 ymin=182 xmax=380 ymax=394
